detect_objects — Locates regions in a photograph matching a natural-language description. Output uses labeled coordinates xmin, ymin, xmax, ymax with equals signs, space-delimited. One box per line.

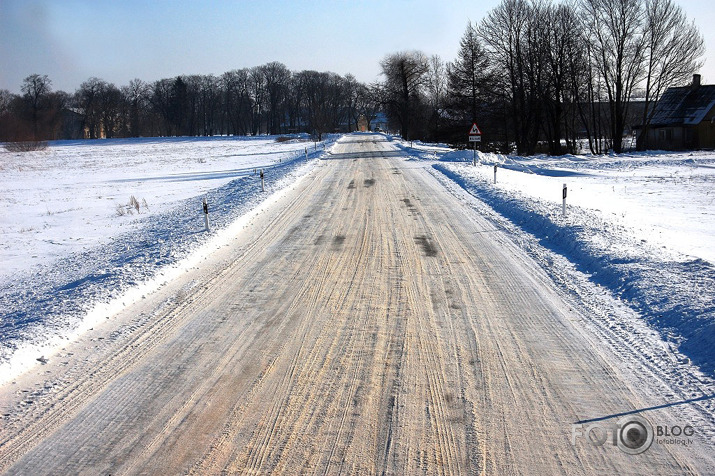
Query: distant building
xmin=370 ymin=112 xmax=388 ymax=132
xmin=643 ymin=74 xmax=715 ymax=150
xmin=357 ymin=115 xmax=369 ymax=132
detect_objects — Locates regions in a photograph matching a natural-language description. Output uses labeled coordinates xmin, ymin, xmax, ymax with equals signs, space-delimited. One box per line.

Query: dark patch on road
xmin=402 ymin=198 xmax=419 ymax=217
xmin=364 ymin=178 xmax=376 ymax=188
xmin=332 ymin=235 xmax=346 ymax=250
xmin=280 ymin=226 xmax=300 ymax=244
xmin=314 ymin=235 xmax=325 ymax=245
xmin=414 ymin=235 xmax=438 ymax=257
xmin=347 ymin=179 xmax=356 ymax=190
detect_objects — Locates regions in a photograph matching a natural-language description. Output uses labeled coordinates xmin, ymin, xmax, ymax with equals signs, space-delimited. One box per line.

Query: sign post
xmin=260 ymin=169 xmax=265 ymax=192
xmin=468 ymin=122 xmax=482 ymax=166
xmin=562 ymin=184 xmax=567 ymax=216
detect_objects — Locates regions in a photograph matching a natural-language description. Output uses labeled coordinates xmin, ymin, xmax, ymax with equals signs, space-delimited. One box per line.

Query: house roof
xmin=649 ymin=84 xmax=715 ymax=127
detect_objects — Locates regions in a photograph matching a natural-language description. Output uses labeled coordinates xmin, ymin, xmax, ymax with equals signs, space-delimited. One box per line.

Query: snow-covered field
xmin=396 ymin=137 xmax=715 ymax=375
xmin=1 ymin=136 xmax=325 ymax=278
xmin=2 ymin=133 xmax=714 ymax=388
xmin=0 ymin=135 xmax=337 ymax=381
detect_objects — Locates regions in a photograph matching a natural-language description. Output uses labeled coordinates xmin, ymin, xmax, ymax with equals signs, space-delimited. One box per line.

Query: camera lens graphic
xmin=617 ymin=416 xmax=653 ymax=455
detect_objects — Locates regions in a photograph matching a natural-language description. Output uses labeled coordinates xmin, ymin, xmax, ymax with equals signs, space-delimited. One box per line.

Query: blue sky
xmin=1 ymin=0 xmax=713 ymax=93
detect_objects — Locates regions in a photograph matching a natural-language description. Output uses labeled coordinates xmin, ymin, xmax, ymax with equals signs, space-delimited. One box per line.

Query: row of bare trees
xmin=1 ymin=63 xmax=383 ymax=143
xmin=2 ymin=0 xmax=704 ymax=154
xmin=379 ymin=0 xmax=704 ymax=154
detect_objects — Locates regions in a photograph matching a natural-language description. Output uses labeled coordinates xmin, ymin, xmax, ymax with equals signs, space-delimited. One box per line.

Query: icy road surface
xmin=0 ymin=134 xmax=713 ymax=474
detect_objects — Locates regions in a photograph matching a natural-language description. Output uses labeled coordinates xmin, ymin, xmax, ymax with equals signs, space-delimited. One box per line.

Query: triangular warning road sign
xmin=468 ymin=123 xmax=482 ymax=135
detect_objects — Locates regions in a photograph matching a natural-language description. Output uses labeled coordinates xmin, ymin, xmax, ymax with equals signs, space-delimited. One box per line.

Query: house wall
xmin=647 ymin=126 xmax=686 ymax=150
xmin=695 ymin=105 xmax=715 ymax=149
xmin=647 ymin=104 xmax=715 ymax=150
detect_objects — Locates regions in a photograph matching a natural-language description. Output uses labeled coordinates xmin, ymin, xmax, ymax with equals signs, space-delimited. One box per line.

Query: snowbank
xmin=428 ymin=150 xmax=715 ymax=374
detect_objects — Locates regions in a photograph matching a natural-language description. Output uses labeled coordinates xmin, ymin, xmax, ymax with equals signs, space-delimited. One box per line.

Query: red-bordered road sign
xmin=468 ymin=122 xmax=482 ymax=142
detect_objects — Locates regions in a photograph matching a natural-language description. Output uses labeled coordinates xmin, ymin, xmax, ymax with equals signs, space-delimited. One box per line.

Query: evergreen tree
xmin=447 ymin=22 xmax=490 ymax=123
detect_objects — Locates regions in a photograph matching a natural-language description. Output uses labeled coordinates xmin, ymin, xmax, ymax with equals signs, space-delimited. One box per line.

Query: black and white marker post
xmin=562 ymin=183 xmax=567 ymax=216
xmin=494 ymin=164 xmax=498 ymax=184
xmin=260 ymin=169 xmax=265 ymax=192
xmin=202 ymin=197 xmax=210 ymax=232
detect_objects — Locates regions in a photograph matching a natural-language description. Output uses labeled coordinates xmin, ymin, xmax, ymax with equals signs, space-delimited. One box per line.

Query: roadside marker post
xmin=494 ymin=164 xmax=498 ymax=184
xmin=202 ymin=197 xmax=210 ymax=232
xmin=260 ymin=169 xmax=265 ymax=192
xmin=305 ymin=147 xmax=308 ymax=160
xmin=562 ymin=184 xmax=567 ymax=216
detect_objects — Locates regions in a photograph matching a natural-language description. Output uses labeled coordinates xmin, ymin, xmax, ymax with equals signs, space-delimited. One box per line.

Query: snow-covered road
xmin=0 ymin=134 xmax=713 ymax=474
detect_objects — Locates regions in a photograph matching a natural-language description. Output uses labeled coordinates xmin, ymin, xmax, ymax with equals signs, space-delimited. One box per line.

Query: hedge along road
xmin=0 ymin=134 xmax=712 ymax=475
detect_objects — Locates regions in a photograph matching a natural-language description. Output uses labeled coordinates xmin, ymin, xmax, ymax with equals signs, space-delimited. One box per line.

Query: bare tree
xmin=75 ymin=78 xmax=104 ymax=139
xmin=296 ymin=70 xmax=346 ymax=140
xmin=581 ymin=0 xmax=645 ymax=153
xmin=427 ymin=55 xmax=447 ymax=111
xmin=343 ymin=74 xmax=361 ymax=132
xmin=21 ymin=74 xmax=52 ymax=139
xmin=540 ymin=2 xmax=584 ymax=154
xmin=380 ymin=50 xmax=429 ymax=140
xmin=221 ymin=69 xmax=253 ymax=135
xmin=637 ymin=0 xmax=704 ymax=149
xmin=121 ymin=79 xmax=150 ymax=137
xmin=149 ymin=78 xmax=175 ymax=136
xmin=195 ymin=75 xmax=220 ymax=136
xmin=74 ymin=78 xmax=122 ymax=138
xmin=248 ymin=67 xmax=266 ymax=135
xmin=0 ymin=89 xmax=15 ymax=141
xmin=353 ymin=83 xmax=382 ymax=132
xmin=261 ymin=62 xmax=291 ymax=134
xmin=479 ymin=0 xmax=543 ymax=154
xmin=98 ymin=82 xmax=122 ymax=138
